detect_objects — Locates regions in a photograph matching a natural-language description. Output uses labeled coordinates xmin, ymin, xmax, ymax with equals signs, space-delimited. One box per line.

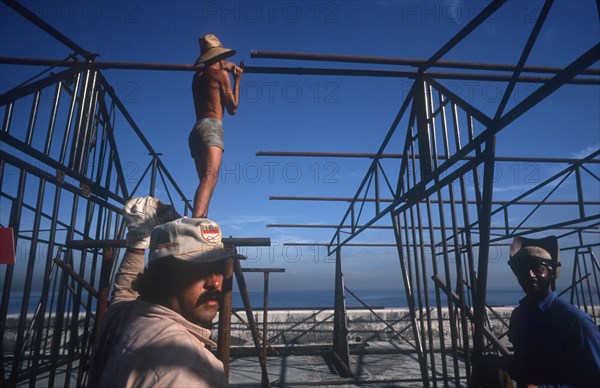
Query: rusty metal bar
xmin=331 ymin=247 xmax=352 ymax=378
xmin=233 ymin=260 xmax=270 ymax=387
xmin=472 ymin=135 xmax=496 ymax=374
xmin=251 ymin=50 xmax=600 ymax=75
xmin=268 ymin=223 xmax=596 ymax=231
xmin=2 ymin=56 xmax=599 ymax=85
xmin=217 ymin=256 xmax=235 ymax=379
xmin=241 ymin=268 xmax=285 ymax=366
xmin=270 ymin=195 xmax=599 ymax=206
xmin=257 ymin=150 xmax=600 ymax=162
xmin=432 ymin=275 xmax=510 ymax=357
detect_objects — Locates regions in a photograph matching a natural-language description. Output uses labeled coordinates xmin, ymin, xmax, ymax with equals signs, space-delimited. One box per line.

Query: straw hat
xmin=195 ymin=34 xmax=236 ymax=65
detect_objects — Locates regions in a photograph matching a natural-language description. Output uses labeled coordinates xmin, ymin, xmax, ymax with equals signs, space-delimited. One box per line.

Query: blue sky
xmin=1 ymin=1 xmax=599 ymax=295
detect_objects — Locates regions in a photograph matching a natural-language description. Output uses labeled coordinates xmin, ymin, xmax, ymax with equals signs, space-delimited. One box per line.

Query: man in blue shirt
xmin=507 ymin=236 xmax=600 ymax=387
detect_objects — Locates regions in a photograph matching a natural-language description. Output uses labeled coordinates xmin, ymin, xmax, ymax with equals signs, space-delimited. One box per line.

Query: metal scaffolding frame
xmin=0 ymin=1 xmax=199 ymax=385
xmin=1 ymin=0 xmax=599 ymax=387
xmin=255 ymin=1 xmax=600 ymax=386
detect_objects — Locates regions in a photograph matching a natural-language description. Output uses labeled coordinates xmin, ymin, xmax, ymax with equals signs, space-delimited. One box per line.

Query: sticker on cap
xmin=201 ymin=224 xmax=221 ymax=243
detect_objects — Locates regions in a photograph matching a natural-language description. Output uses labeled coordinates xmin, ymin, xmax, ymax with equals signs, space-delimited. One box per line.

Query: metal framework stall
xmin=254 ymin=1 xmax=600 ymax=386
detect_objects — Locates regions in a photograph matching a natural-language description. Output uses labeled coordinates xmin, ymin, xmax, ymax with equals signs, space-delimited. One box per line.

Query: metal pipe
xmin=472 ymin=135 xmax=496 ymax=372
xmin=251 ymin=50 xmax=600 ymax=75
xmin=269 ymin=195 xmax=600 ymax=206
xmin=233 ymin=260 xmax=270 ymax=387
xmin=268 ymin=223 xmax=595 ymax=231
xmin=257 ymin=150 xmax=600 ymax=163
xmin=18 ymin=177 xmax=45 ymax=384
xmin=262 ymin=272 xmax=269 ymax=361
xmin=6 ymin=170 xmax=26 ymax=386
xmin=217 ymin=257 xmax=234 ymax=378
xmin=432 ymin=275 xmax=510 ymax=357
xmin=2 ymin=56 xmax=599 ymax=84
xmin=44 ymin=81 xmax=62 ymax=155
xmin=25 ymin=91 xmax=40 ymax=145
xmin=60 ymin=71 xmax=81 ymax=164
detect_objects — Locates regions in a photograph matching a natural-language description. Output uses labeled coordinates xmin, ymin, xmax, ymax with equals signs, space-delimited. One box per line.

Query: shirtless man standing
xmin=189 ymin=34 xmax=243 ymax=218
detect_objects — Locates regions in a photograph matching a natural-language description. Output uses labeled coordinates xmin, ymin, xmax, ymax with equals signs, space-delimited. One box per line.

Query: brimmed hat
xmin=195 ymin=34 xmax=236 ymax=65
xmin=508 ymin=235 xmax=561 ymax=278
xmin=149 ymin=218 xmax=245 ymax=264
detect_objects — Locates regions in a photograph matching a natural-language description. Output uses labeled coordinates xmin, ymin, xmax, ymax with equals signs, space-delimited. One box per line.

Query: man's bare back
xmin=192 ymin=61 xmax=242 ymax=121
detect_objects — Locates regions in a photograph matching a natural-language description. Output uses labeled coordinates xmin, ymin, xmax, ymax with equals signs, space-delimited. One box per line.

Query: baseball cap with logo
xmin=149 ymin=218 xmax=246 ymax=264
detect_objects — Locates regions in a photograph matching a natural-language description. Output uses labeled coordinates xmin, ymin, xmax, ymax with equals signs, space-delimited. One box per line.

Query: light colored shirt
xmin=89 ymin=250 xmax=226 ymax=387
xmin=96 ymin=299 xmax=225 ymax=387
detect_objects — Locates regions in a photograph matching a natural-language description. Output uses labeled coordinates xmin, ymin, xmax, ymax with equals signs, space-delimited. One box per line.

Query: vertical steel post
xmin=150 ymin=154 xmax=160 ymax=197
xmin=59 ymin=72 xmax=81 ymax=165
xmin=7 ymin=170 xmax=27 ymax=386
xmin=472 ymin=135 xmax=496 ymax=383
xmin=233 ymin=260 xmax=270 ymax=387
xmin=262 ymin=272 xmax=270 ymax=361
xmin=217 ymin=255 xmax=235 ymax=379
xmin=25 ymin=91 xmax=40 ymax=145
xmin=332 ymin=246 xmax=351 ymax=377
xmin=44 ymin=81 xmax=62 ymax=155
xmin=392 ymin=212 xmax=429 ymax=387
xmin=416 ymin=78 xmax=433 ymax=180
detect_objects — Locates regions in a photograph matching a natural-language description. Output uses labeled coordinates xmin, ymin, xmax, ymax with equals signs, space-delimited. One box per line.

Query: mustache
xmin=197 ymin=290 xmax=222 ymax=305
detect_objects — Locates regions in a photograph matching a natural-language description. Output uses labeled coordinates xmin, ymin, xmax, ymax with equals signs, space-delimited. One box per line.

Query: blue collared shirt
xmin=508 ymin=292 xmax=600 ymax=387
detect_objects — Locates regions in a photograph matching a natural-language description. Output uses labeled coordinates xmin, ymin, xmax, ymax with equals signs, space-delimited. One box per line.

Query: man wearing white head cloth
xmin=88 ymin=197 xmax=245 ymax=387
xmin=507 ymin=236 xmax=600 ymax=387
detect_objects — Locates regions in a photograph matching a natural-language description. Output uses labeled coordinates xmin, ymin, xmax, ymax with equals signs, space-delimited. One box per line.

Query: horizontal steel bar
xmin=1 ymin=132 xmax=124 ymax=204
xmin=223 ymin=237 xmax=271 ymax=247
xmin=256 ymin=151 xmax=600 ymax=163
xmin=53 ymin=258 xmax=99 ymax=298
xmin=242 ymin=268 xmax=286 ymax=273
xmin=1 ymin=57 xmax=598 ymax=84
xmin=267 ymin=224 xmax=594 ymax=231
xmin=284 ymin=242 xmax=511 ymax=248
xmin=66 ymin=237 xmax=271 ymax=248
xmin=270 ymin=196 xmax=600 ymax=206
xmin=66 ymin=239 xmax=126 ymax=250
xmin=0 ymin=149 xmax=123 ymax=213
xmin=251 ymin=50 xmax=600 ymax=76
xmin=0 ymin=56 xmax=204 ymax=71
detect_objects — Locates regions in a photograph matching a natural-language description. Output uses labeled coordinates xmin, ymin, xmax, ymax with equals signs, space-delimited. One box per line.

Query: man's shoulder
xmin=549 ymin=296 xmax=599 ymax=330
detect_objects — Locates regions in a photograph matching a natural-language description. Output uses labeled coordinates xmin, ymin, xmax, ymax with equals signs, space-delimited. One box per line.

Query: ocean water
xmin=231 ymin=288 xmax=524 ymax=310
xmin=6 ymin=288 xmax=523 ymax=314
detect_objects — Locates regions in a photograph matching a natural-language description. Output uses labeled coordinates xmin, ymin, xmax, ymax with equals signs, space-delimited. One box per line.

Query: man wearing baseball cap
xmin=89 ymin=197 xmax=245 ymax=387
xmin=507 ymin=235 xmax=600 ymax=387
xmin=189 ymin=34 xmax=243 ymax=218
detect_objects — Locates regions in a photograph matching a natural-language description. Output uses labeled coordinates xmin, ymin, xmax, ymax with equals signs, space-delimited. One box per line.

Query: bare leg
xmin=192 ymin=146 xmax=223 ymax=218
